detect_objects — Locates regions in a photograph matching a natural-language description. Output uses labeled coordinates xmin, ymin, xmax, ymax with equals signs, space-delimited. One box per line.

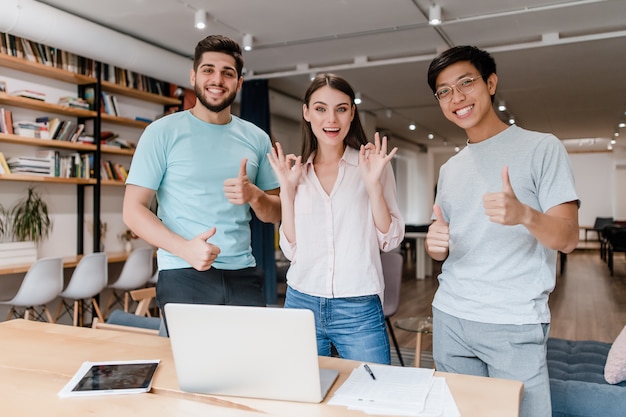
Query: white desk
xmin=404 ymin=231 xmax=432 ymax=279
xmin=0 ymin=319 xmax=522 ymax=417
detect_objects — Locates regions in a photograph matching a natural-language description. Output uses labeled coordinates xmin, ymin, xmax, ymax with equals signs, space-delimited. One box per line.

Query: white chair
xmin=104 ymin=246 xmax=154 ymax=316
xmin=0 ymin=257 xmax=64 ymax=323
xmin=381 ymin=251 xmax=405 ymax=366
xmin=54 ymin=252 xmax=108 ymax=326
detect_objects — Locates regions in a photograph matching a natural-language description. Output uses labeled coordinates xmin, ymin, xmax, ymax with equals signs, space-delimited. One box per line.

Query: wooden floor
xmin=390 ymin=246 xmax=626 ymax=353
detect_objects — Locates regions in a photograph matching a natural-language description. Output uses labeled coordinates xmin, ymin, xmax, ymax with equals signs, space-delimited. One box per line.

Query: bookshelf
xmin=0 ymin=33 xmax=181 ymax=257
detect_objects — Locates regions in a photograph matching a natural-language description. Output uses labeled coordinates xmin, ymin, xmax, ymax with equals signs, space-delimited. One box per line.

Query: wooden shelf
xmin=0 ymin=132 xmax=96 ymax=151
xmin=0 ymin=54 xmax=180 ymax=107
xmin=0 ymin=250 xmax=134 ymax=276
xmin=102 ymin=80 xmax=181 ymax=106
xmin=100 ymin=112 xmax=149 ymax=128
xmin=0 ymin=92 xmax=96 ymax=118
xmin=0 ymin=172 xmax=96 ymax=184
xmin=0 ymin=53 xmax=96 ymax=85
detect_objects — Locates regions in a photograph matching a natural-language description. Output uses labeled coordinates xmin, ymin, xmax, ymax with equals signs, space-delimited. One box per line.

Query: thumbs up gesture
xmin=482 ymin=166 xmax=527 ymax=225
xmin=224 ymin=158 xmax=254 ymax=205
xmin=426 ymin=204 xmax=450 ymax=259
xmin=181 ymin=227 xmax=221 ymax=271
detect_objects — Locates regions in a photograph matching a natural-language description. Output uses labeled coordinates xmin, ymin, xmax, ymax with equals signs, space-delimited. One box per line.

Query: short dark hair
xmin=300 ymin=73 xmax=368 ymax=162
xmin=427 ymin=45 xmax=497 ymax=100
xmin=193 ymin=35 xmax=244 ymax=77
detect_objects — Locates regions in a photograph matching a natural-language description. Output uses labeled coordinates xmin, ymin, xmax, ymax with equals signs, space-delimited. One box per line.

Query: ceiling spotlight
xmin=608 ymin=143 xmax=613 ymax=150
xmin=498 ymin=101 xmax=507 ymax=112
xmin=619 ymin=122 xmax=626 ymax=128
xmin=195 ymin=9 xmax=207 ymax=30
xmin=615 ymin=132 xmax=620 ymax=137
xmin=428 ymin=4 xmax=442 ymax=25
xmin=427 ymin=133 xmax=434 ymax=140
xmin=243 ymin=33 xmax=253 ymax=51
xmin=354 ymin=92 xmax=362 ymax=105
xmin=309 ymin=72 xmax=316 ymax=81
xmin=611 ymin=139 xmax=617 ymax=144
xmin=508 ymin=116 xmax=516 ymax=125
xmin=408 ymin=121 xmax=416 ymax=131
xmin=454 ymin=146 xmax=460 ymax=152
xmin=386 ymin=109 xmax=393 ymax=119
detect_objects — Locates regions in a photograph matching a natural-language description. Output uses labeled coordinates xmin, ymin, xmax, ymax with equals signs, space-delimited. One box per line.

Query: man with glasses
xmin=425 ymin=45 xmax=579 ymax=417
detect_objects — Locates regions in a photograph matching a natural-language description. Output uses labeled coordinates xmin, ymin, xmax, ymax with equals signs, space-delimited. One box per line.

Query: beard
xmin=194 ymin=83 xmax=237 ymax=113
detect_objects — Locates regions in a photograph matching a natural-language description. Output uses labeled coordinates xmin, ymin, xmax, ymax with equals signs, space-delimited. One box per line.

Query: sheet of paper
xmin=329 ymin=369 xmax=461 ymax=417
xmin=329 ymin=364 xmax=435 ymax=413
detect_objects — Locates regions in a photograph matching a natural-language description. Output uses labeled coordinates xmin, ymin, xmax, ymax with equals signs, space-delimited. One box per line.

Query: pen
xmin=363 ymin=364 xmax=376 ymax=381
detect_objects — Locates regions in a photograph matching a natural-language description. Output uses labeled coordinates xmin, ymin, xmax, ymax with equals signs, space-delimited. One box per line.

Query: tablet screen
xmin=59 ymin=360 xmax=160 ymax=397
xmin=72 ymin=362 xmax=159 ymax=392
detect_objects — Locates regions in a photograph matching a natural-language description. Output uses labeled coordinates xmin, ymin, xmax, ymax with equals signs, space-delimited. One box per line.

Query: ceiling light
xmin=615 ymin=132 xmax=620 ymax=137
xmin=608 ymin=143 xmax=613 ymax=150
xmin=354 ymin=92 xmax=362 ymax=105
xmin=498 ymin=101 xmax=506 ymax=112
xmin=508 ymin=116 xmax=516 ymax=125
xmin=309 ymin=72 xmax=316 ymax=81
xmin=611 ymin=139 xmax=617 ymax=144
xmin=427 ymin=133 xmax=434 ymax=140
xmin=243 ymin=33 xmax=253 ymax=51
xmin=195 ymin=9 xmax=207 ymax=30
xmin=386 ymin=109 xmax=393 ymax=118
xmin=408 ymin=122 xmax=416 ymax=131
xmin=454 ymin=146 xmax=460 ymax=152
xmin=428 ymin=4 xmax=442 ymax=25
xmin=619 ymin=122 xmax=626 ymax=128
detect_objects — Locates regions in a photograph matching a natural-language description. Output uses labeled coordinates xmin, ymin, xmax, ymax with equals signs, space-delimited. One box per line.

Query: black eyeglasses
xmin=434 ymin=75 xmax=485 ymax=102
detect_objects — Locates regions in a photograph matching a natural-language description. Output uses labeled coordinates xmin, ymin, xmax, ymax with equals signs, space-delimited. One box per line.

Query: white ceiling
xmin=34 ymin=0 xmax=626 ymax=151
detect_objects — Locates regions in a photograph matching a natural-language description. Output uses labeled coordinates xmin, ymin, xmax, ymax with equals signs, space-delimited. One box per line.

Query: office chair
xmin=0 ymin=257 xmax=64 ymax=322
xmin=54 ymin=252 xmax=108 ymax=326
xmin=104 ymin=246 xmax=154 ymax=317
xmin=381 ymin=251 xmax=405 ymax=366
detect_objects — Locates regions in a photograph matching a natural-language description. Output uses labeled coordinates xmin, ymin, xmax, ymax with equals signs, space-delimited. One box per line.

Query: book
xmin=70 ymin=123 xmax=85 ymax=143
xmin=110 ymin=95 xmax=120 ymax=116
xmin=0 ymin=152 xmax=10 ymax=174
xmin=11 ymin=89 xmax=46 ymax=101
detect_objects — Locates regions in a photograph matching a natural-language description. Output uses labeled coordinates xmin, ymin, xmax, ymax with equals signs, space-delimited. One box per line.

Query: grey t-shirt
xmin=432 ymin=125 xmax=579 ymax=325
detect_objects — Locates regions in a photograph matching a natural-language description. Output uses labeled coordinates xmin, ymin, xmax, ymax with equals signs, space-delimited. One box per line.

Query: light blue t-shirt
xmin=126 ymin=110 xmax=279 ymax=270
xmin=433 ymin=125 xmax=579 ymax=325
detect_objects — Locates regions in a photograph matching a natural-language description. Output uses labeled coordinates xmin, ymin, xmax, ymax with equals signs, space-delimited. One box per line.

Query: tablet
xmin=58 ymin=359 xmax=160 ymax=397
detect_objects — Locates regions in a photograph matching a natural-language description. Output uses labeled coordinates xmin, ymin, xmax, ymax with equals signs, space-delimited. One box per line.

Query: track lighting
xmin=427 ymin=133 xmax=434 ymax=140
xmin=428 ymin=4 xmax=442 ymax=25
xmin=354 ymin=92 xmax=362 ymax=105
xmin=195 ymin=9 xmax=207 ymax=30
xmin=619 ymin=122 xmax=626 ymax=128
xmin=408 ymin=121 xmax=416 ymax=131
xmin=508 ymin=116 xmax=516 ymax=125
xmin=498 ymin=101 xmax=507 ymax=112
xmin=243 ymin=33 xmax=253 ymax=51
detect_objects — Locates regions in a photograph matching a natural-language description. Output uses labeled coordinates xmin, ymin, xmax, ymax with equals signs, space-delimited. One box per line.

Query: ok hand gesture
xmin=359 ymin=132 xmax=397 ymax=190
xmin=267 ymin=142 xmax=302 ymax=193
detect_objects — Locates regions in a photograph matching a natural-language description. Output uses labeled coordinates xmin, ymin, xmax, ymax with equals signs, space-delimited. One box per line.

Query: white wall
xmin=569 ymin=152 xmax=614 ymax=228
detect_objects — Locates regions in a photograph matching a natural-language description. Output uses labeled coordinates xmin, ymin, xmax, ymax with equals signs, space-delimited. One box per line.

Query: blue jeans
xmin=433 ymin=307 xmax=551 ymax=417
xmin=284 ymin=286 xmax=390 ymax=364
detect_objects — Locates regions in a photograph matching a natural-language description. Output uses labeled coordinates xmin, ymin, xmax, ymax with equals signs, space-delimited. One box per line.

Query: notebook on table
xmin=164 ymin=303 xmax=339 ymax=403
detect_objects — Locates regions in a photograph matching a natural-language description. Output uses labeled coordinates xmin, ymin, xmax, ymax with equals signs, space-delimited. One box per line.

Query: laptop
xmin=164 ymin=303 xmax=339 ymax=403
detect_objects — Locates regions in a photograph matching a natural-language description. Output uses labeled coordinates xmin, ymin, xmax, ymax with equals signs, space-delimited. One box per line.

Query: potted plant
xmin=9 ymin=186 xmax=52 ymax=242
xmin=0 ymin=186 xmax=52 ymax=266
xmin=119 ymin=228 xmax=138 ymax=253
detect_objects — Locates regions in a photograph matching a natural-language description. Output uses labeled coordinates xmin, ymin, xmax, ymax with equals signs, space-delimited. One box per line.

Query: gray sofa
xmin=547 ymin=338 xmax=626 ymax=417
